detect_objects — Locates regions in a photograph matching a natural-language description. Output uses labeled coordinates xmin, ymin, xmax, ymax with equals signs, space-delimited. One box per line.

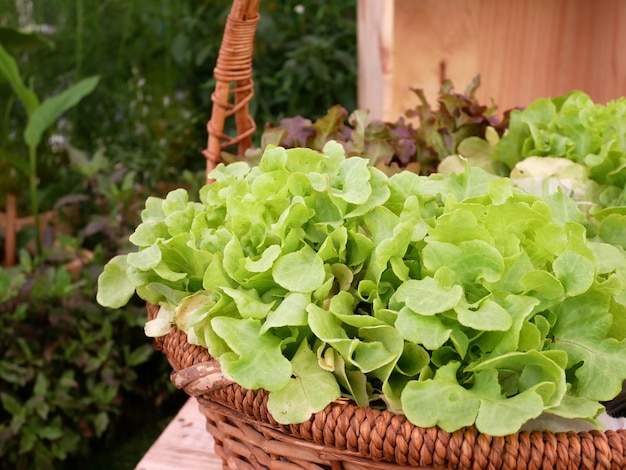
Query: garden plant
xmin=0 ymin=1 xmax=357 ymax=468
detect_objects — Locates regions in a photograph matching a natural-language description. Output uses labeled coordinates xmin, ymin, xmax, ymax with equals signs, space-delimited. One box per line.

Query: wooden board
xmin=358 ymin=0 xmax=626 ymax=121
xmin=135 ymin=398 xmax=223 ymax=470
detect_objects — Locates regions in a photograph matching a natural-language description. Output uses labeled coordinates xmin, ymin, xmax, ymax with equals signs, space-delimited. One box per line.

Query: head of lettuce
xmin=97 ymin=141 xmax=626 ymax=436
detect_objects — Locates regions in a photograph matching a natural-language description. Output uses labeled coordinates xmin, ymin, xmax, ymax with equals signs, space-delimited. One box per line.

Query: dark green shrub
xmin=0 ymin=250 xmax=174 ymax=470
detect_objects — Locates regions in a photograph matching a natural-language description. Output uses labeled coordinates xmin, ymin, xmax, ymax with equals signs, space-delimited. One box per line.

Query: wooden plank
xmin=135 ymin=398 xmax=223 ymax=470
xmin=358 ymin=0 xmax=626 ymax=121
xmin=357 ymin=0 xmax=394 ymax=120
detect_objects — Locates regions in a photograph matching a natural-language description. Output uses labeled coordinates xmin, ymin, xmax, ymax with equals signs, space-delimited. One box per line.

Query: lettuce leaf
xmin=97 ymin=142 xmax=626 ymax=435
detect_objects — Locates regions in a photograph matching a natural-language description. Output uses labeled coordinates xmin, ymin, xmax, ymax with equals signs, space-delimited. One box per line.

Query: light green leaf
xmin=471 ymin=369 xmax=550 ymax=436
xmin=469 ymin=350 xmax=567 ymax=407
xmin=391 ymin=277 xmax=463 ymax=315
xmin=396 ymin=307 xmax=452 ymax=350
xmin=395 ymin=342 xmax=430 ymax=376
xmin=258 ymin=145 xmax=287 ymax=172
xmin=345 ymin=167 xmax=390 ymax=217
xmin=211 ymin=317 xmax=292 ymax=391
xmin=546 ymin=394 xmax=604 ymax=421
xmin=422 ymin=239 xmax=504 ymax=284
xmin=285 ymin=147 xmax=331 ymax=174
xmin=332 ymin=156 xmax=371 ymax=204
xmin=489 ymin=294 xmax=541 ymax=355
xmin=329 ymin=350 xmax=370 ymax=407
xmin=552 ymin=250 xmax=595 ymax=296
xmin=25 ymin=75 xmax=99 ymax=148
xmin=267 ymin=341 xmax=341 ymax=424
xmin=454 ymin=297 xmax=512 ymax=331
xmin=261 ymin=292 xmax=310 ymax=333
xmin=599 ymin=214 xmax=626 ymax=249
xmin=96 ymin=255 xmax=135 ymax=308
xmin=244 ymin=244 xmax=281 ymax=273
xmin=273 ymin=246 xmax=326 ymax=292
xmin=126 ymin=244 xmax=162 ymax=271
xmin=401 ymin=362 xmax=480 ymax=432
xmin=221 ymin=286 xmax=274 ymax=319
xmin=520 ymin=270 xmax=564 ymax=300
xmin=128 ymin=220 xmax=171 ymax=247
xmin=0 ymin=43 xmax=39 ymax=114
xmin=552 ymin=335 xmax=626 ymax=401
xmin=174 ymin=291 xmax=220 ymax=332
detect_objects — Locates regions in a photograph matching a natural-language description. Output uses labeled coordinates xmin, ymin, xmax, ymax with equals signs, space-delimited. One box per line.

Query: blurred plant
xmin=0 ymin=41 xmax=98 ymax=257
xmin=1 ymin=1 xmax=357 ymax=186
xmin=0 ymin=250 xmax=171 ymax=470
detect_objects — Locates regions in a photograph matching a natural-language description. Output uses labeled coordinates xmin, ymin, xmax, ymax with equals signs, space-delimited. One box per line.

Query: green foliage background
xmin=2 ymin=0 xmax=356 ymax=192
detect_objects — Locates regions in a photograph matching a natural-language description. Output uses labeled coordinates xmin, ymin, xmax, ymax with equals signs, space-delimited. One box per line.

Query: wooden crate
xmin=358 ymin=0 xmax=626 ymax=120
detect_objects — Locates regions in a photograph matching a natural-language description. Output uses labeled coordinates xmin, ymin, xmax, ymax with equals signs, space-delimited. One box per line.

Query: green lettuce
xmin=469 ymin=91 xmax=626 ymax=248
xmin=97 ymin=141 xmax=626 ymax=435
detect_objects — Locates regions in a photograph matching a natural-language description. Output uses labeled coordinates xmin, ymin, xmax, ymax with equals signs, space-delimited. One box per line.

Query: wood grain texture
xmin=357 ymin=0 xmax=394 ymax=119
xmin=359 ymin=0 xmax=626 ymax=121
xmin=135 ymin=398 xmax=222 ymax=470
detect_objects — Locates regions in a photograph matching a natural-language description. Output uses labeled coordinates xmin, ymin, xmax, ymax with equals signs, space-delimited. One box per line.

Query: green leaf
xmin=126 ymin=344 xmax=154 ymax=367
xmin=96 ymin=255 xmax=136 ymax=308
xmin=267 ymin=341 xmax=341 ymax=424
xmin=454 ymin=297 xmax=512 ymax=331
xmin=401 ymin=363 xmax=480 ymax=432
xmin=396 ymin=307 xmax=452 ymax=350
xmin=261 ymin=292 xmax=310 ymax=333
xmin=211 ymin=317 xmax=292 ymax=391
xmin=0 ymin=149 xmax=30 ymax=176
xmin=0 ymin=43 xmax=39 ymax=114
xmin=391 ymin=277 xmax=463 ymax=315
xmin=332 ymin=156 xmax=371 ymax=204
xmin=1 ymin=392 xmax=23 ymax=417
xmin=221 ymin=286 xmax=274 ymax=319
xmin=38 ymin=424 xmax=63 ymax=441
xmin=93 ymin=412 xmax=110 ymax=438
xmin=598 ymin=214 xmax=626 ymax=249
xmin=552 ymin=251 xmax=595 ymax=296
xmin=272 ymin=246 xmax=326 ymax=293
xmin=24 ymin=75 xmax=100 ymax=149
xmin=422 ymin=239 xmax=505 ymax=285
xmin=0 ymin=26 xmax=54 ymax=52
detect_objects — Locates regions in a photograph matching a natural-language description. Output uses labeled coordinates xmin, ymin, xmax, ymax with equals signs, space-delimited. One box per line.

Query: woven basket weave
xmin=148 ymin=0 xmax=626 ymax=468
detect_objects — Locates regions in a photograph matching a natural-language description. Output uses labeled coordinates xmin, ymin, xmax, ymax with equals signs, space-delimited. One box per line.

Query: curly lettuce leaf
xmin=267 ymin=341 xmax=341 ymax=424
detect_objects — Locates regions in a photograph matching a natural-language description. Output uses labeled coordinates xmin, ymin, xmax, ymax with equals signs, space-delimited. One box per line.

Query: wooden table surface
xmin=135 ymin=398 xmax=223 ymax=470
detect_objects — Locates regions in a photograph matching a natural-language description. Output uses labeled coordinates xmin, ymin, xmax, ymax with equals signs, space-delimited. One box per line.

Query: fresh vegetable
xmin=249 ymin=76 xmax=509 ymax=176
xmin=97 ymin=142 xmax=626 ymax=436
xmin=446 ymin=91 xmax=626 ymax=249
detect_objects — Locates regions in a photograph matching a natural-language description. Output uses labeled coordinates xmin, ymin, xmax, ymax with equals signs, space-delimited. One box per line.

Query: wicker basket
xmin=148 ymin=0 xmax=626 ymax=468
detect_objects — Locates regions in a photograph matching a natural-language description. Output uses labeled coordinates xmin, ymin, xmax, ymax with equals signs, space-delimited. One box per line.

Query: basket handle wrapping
xmin=170 ymin=360 xmax=234 ymax=395
xmin=203 ymin=0 xmax=261 ymax=182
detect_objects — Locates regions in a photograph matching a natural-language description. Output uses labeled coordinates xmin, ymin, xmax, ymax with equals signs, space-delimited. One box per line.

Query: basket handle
xmin=203 ymin=0 xmax=261 ymax=183
xmin=170 ymin=360 xmax=234 ymax=395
